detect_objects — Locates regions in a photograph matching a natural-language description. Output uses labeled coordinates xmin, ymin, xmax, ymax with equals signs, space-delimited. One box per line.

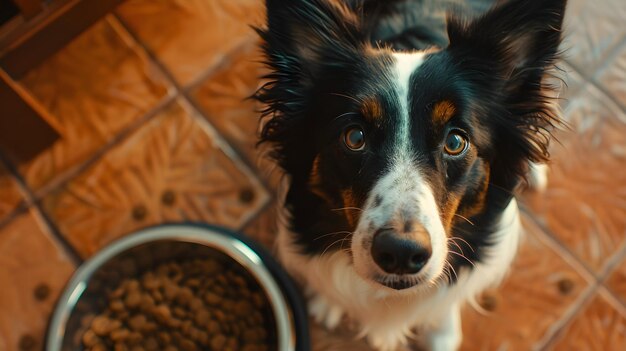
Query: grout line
xmin=520 ymin=208 xmax=601 ymax=350
xmin=0 ymin=160 xmax=30 ymax=227
xmin=597 ymin=243 xmax=626 ymax=310
xmin=33 ymin=93 xmax=177 ymax=199
xmin=538 ymin=282 xmax=599 ymax=350
xmin=563 ymin=37 xmax=626 ymax=115
xmin=540 ymin=285 xmax=626 ymax=350
xmin=597 ymin=285 xmax=626 ymax=318
xmin=562 ymin=31 xmax=623 ymax=79
xmin=179 ymin=89 xmax=274 ymax=192
xmin=519 ymin=205 xmax=597 ymax=281
xmin=0 ymin=13 xmax=178 ymax=266
xmin=520 ymin=202 xmax=626 ymax=287
xmin=177 ymin=96 xmax=273 ymax=227
xmin=0 ymin=151 xmax=83 ymax=266
xmin=2 ymin=7 xmax=271 ymax=262
xmin=183 ymin=36 xmax=260 ymax=94
xmin=110 ymin=14 xmax=275 ymax=196
xmin=0 ymin=203 xmax=28 ymax=229
xmin=110 ymin=14 xmax=274 ymax=232
xmin=2 ymin=14 xmax=178 ymax=203
xmin=522 ymin=207 xmax=626 ymax=349
xmin=238 ymin=191 xmax=276 ymax=231
xmin=596 ymin=239 xmax=626 ymax=282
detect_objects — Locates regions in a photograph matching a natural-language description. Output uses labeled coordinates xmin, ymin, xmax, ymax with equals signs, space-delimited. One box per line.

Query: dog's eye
xmin=343 ymin=127 xmax=365 ymax=151
xmin=443 ymin=131 xmax=468 ymax=156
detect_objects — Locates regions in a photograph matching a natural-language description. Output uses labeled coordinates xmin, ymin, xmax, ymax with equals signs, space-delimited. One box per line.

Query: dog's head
xmin=256 ymin=0 xmax=565 ymax=291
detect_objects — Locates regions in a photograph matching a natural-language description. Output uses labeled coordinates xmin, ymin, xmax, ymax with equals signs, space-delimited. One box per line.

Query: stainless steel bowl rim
xmin=46 ymin=224 xmax=296 ymax=351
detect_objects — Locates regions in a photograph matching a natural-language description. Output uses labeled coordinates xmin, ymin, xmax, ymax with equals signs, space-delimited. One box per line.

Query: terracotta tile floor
xmin=0 ymin=0 xmax=625 ymax=350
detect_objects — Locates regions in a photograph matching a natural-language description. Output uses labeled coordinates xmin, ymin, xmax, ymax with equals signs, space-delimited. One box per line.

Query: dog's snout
xmin=371 ymin=229 xmax=432 ymax=274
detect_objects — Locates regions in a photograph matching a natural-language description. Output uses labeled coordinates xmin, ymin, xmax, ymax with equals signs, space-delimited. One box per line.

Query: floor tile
xmin=523 ymin=84 xmax=626 ymax=272
xmin=595 ymin=42 xmax=626 ymax=110
xmin=552 ymin=62 xmax=587 ymax=109
xmin=310 ymin=321 xmax=382 ymax=351
xmin=606 ymin=254 xmax=626 ymax=307
xmin=0 ymin=163 xmax=23 ymax=223
xmin=191 ymin=39 xmax=285 ymax=190
xmin=116 ymin=0 xmax=264 ymax=86
xmin=43 ymin=100 xmax=269 ymax=258
xmin=242 ymin=201 xmax=277 ymax=250
xmin=563 ymin=0 xmax=626 ymax=76
xmin=192 ymin=42 xmax=263 ymax=166
xmin=549 ymin=292 xmax=626 ymax=350
xmin=0 ymin=210 xmax=75 ymax=351
xmin=18 ymin=18 xmax=170 ymax=192
xmin=460 ymin=215 xmax=589 ymax=351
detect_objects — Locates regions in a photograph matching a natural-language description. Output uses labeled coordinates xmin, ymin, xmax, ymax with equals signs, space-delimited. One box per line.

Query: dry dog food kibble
xmin=81 ymin=258 xmax=275 ymax=351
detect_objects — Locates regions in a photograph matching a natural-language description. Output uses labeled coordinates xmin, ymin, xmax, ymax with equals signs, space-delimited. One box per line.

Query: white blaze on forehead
xmin=351 ymin=51 xmax=447 ymax=286
xmin=390 ymin=52 xmax=426 ymax=160
xmin=383 ymin=53 xmax=446 ymax=281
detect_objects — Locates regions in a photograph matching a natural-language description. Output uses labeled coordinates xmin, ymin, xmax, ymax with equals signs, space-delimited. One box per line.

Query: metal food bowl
xmin=46 ymin=224 xmax=309 ymax=351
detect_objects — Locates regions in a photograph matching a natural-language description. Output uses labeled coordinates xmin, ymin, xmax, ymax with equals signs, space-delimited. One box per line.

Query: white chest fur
xmin=275 ymin=198 xmax=522 ymax=351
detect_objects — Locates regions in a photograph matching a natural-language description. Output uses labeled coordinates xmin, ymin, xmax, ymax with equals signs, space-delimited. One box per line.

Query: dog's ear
xmin=446 ymin=0 xmax=567 ymax=186
xmin=259 ymin=0 xmax=362 ymax=76
xmin=447 ymin=0 xmax=566 ymax=93
xmin=255 ymin=0 xmax=364 ymax=173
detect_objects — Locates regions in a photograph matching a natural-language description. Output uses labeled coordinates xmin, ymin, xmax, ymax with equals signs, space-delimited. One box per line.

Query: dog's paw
xmin=366 ymin=331 xmax=407 ymax=351
xmin=425 ymin=305 xmax=462 ymax=351
xmin=428 ymin=331 xmax=461 ymax=351
xmin=309 ymin=294 xmax=344 ymax=330
xmin=527 ymin=162 xmax=548 ymax=192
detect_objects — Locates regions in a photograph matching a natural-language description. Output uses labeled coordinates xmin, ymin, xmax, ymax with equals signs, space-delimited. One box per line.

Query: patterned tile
xmin=523 ymin=84 xmax=626 ymax=272
xmin=191 ymin=40 xmax=285 ymax=190
xmin=18 ymin=18 xmax=170 ymax=192
xmin=192 ymin=42 xmax=263 ymax=166
xmin=549 ymin=292 xmax=626 ymax=350
xmin=0 ymin=210 xmax=75 ymax=351
xmin=242 ymin=201 xmax=277 ymax=250
xmin=43 ymin=100 xmax=269 ymax=258
xmin=310 ymin=321 xmax=382 ymax=351
xmin=461 ymin=215 xmax=589 ymax=350
xmin=563 ymin=0 xmax=626 ymax=76
xmin=606 ymin=254 xmax=626 ymax=307
xmin=0 ymin=163 xmax=23 ymax=223
xmin=552 ymin=62 xmax=586 ymax=109
xmin=116 ymin=0 xmax=264 ymax=85
xmin=595 ymin=42 xmax=626 ymax=110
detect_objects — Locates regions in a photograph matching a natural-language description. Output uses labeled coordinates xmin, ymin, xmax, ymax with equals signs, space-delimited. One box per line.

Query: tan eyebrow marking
xmin=361 ymin=96 xmax=383 ymax=121
xmin=432 ymin=100 xmax=456 ymax=124
xmin=308 ymin=155 xmax=333 ymax=205
xmin=341 ymin=189 xmax=359 ymax=228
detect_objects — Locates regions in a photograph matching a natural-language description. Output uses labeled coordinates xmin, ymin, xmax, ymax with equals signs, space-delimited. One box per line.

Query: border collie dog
xmin=255 ymin=0 xmax=566 ymax=349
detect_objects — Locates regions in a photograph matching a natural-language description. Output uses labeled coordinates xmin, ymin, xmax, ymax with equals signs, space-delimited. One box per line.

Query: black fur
xmin=255 ymin=0 xmax=565 ymax=277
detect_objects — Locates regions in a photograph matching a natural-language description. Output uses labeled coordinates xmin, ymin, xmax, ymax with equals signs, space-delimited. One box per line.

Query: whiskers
xmin=314 ymin=230 xmax=352 ymax=241
xmin=446 ymin=236 xmax=475 ymax=275
xmin=318 ymin=231 xmax=353 ymax=259
xmin=454 ymin=213 xmax=475 ymax=226
xmin=449 ymin=254 xmax=473 ymax=270
xmin=448 ymin=236 xmax=475 ymax=253
xmin=442 ymin=260 xmax=458 ymax=284
xmin=330 ymin=206 xmax=364 ymax=212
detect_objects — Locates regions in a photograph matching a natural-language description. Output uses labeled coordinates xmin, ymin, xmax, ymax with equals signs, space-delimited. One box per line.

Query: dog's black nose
xmin=371 ymin=229 xmax=432 ymax=274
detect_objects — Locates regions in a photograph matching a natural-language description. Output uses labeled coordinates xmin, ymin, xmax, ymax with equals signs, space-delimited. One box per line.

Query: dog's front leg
xmin=309 ymin=291 xmax=345 ymax=330
xmin=425 ymin=304 xmax=462 ymax=351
